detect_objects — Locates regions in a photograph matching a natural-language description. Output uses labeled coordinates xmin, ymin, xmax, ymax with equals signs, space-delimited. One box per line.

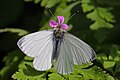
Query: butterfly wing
xmin=64 ymin=33 xmax=96 ymax=65
xmin=54 ymin=38 xmax=73 ymax=74
xmin=17 ymin=30 xmax=53 ymax=70
xmin=54 ymin=33 xmax=96 ymax=74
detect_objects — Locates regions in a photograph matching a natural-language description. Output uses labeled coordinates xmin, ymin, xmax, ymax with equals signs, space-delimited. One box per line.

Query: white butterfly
xmin=17 ymin=16 xmax=96 ymax=74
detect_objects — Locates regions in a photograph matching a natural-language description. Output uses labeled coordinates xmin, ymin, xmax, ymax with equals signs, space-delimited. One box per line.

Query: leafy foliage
xmin=0 ymin=50 xmax=24 ymax=80
xmin=12 ymin=65 xmax=46 ymax=80
xmin=0 ymin=0 xmax=120 ymax=80
xmin=97 ymin=45 xmax=120 ymax=77
xmin=0 ymin=28 xmax=28 ymax=36
xmin=81 ymin=0 xmax=115 ymax=30
xmin=12 ymin=62 xmax=114 ymax=80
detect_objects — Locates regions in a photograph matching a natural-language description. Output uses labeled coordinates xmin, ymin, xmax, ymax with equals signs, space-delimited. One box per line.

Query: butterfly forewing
xmin=17 ymin=30 xmax=53 ymax=70
xmin=64 ymin=33 xmax=96 ymax=65
xmin=17 ymin=30 xmax=53 ymax=57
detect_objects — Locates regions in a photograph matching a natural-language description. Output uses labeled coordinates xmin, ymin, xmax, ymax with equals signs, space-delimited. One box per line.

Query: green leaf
xmin=0 ymin=28 xmax=28 ymax=36
xmin=48 ymin=73 xmax=65 ymax=80
xmin=48 ymin=65 xmax=114 ymax=80
xmin=82 ymin=3 xmax=94 ymax=12
xmin=41 ymin=0 xmax=60 ymax=8
xmin=18 ymin=56 xmax=33 ymax=69
xmin=87 ymin=7 xmax=114 ymax=30
xmin=12 ymin=64 xmax=46 ymax=80
xmin=105 ymin=76 xmax=115 ymax=80
xmin=12 ymin=55 xmax=49 ymax=80
xmin=41 ymin=0 xmax=48 ymax=7
xmin=89 ymin=20 xmax=113 ymax=30
xmin=81 ymin=0 xmax=115 ymax=30
xmin=34 ymin=0 xmax=41 ymax=4
xmin=97 ymin=54 xmax=116 ymax=73
xmin=12 ymin=69 xmax=45 ymax=80
xmin=110 ymin=45 xmax=120 ymax=75
xmin=103 ymin=61 xmax=115 ymax=70
xmin=67 ymin=75 xmax=83 ymax=80
xmin=97 ymin=45 xmax=120 ymax=76
xmin=73 ymin=65 xmax=114 ymax=80
xmin=114 ymin=62 xmax=120 ymax=75
xmin=0 ymin=50 xmax=24 ymax=80
xmin=98 ymin=8 xmax=114 ymax=22
xmin=81 ymin=0 xmax=91 ymax=3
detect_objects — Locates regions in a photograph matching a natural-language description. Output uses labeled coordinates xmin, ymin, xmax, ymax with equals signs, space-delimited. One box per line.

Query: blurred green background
xmin=0 ymin=0 xmax=120 ymax=80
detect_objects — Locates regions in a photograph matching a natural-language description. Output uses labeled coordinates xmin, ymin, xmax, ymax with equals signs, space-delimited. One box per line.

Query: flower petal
xmin=49 ymin=20 xmax=58 ymax=28
xmin=61 ymin=24 xmax=69 ymax=30
xmin=57 ymin=16 xmax=64 ymax=24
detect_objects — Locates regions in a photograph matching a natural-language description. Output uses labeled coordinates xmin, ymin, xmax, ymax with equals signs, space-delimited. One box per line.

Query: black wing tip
xmin=91 ymin=48 xmax=97 ymax=61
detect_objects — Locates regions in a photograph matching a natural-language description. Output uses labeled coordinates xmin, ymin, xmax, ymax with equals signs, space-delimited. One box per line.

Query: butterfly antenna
xmin=46 ymin=7 xmax=56 ymax=19
xmin=68 ymin=11 xmax=80 ymax=20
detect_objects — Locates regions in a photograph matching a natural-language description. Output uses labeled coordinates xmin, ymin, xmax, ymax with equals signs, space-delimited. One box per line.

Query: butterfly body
xmin=52 ymin=27 xmax=64 ymax=61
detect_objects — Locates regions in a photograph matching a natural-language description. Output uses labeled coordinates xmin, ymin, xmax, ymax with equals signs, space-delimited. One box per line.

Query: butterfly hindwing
xmin=54 ymin=38 xmax=73 ymax=74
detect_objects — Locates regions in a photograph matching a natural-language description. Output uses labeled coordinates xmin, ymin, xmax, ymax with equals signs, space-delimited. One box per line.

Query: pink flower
xmin=49 ymin=16 xmax=69 ymax=30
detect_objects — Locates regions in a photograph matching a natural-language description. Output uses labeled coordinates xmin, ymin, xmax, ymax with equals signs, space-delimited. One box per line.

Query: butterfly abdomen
xmin=52 ymin=30 xmax=64 ymax=61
